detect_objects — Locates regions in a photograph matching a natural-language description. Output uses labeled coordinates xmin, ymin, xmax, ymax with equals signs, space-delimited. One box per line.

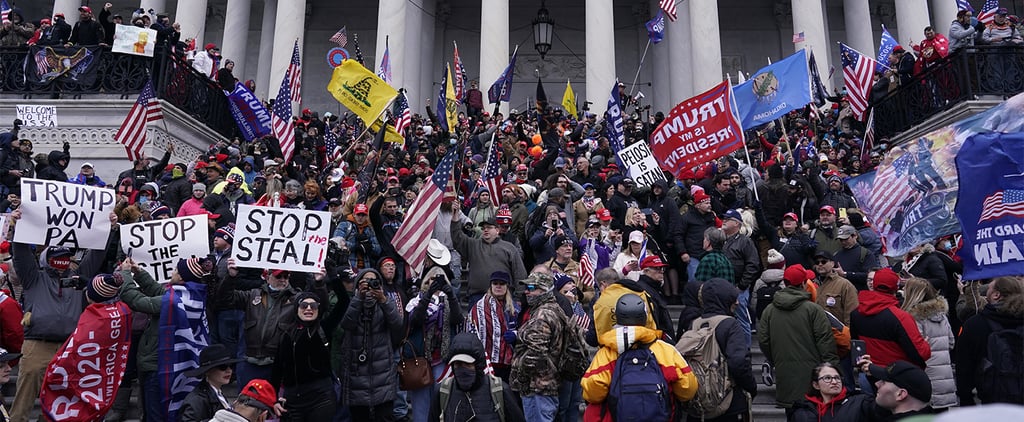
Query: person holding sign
xmin=7 ymin=208 xmax=116 ymax=422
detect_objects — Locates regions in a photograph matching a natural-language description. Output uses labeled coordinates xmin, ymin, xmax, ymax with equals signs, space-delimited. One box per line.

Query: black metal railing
xmin=874 ymin=45 xmax=1024 ymax=138
xmin=0 ymin=46 xmax=239 ymax=140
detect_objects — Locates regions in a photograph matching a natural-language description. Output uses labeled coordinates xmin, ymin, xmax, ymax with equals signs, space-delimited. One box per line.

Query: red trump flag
xmin=649 ymin=80 xmax=744 ymax=180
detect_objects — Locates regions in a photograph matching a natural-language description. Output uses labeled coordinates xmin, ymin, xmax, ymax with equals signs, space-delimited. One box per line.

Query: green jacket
xmin=757 ymin=286 xmax=838 ymax=408
xmin=119 ymin=269 xmax=165 ymax=374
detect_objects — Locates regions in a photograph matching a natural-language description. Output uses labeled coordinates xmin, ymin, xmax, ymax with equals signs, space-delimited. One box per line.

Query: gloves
xmin=503 ymin=330 xmax=518 ymax=345
xmin=428 ymin=275 xmax=445 ymax=294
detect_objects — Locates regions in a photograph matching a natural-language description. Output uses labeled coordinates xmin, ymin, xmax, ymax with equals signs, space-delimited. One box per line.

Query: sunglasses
xmin=298 ymin=302 xmax=319 ymax=310
xmin=815 ymin=260 xmax=831 ymax=265
xmin=215 ymin=364 xmax=232 ymax=371
xmin=524 ymin=284 xmax=539 ymax=292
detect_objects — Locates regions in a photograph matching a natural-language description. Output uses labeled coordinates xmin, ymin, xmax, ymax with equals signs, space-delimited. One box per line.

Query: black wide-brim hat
xmin=185 ymin=344 xmax=243 ymax=377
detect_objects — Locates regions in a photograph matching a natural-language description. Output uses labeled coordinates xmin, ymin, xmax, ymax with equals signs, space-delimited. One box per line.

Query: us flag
xmin=860 ymin=109 xmax=875 ymax=167
xmin=840 ymin=43 xmax=876 ymax=121
xmin=867 ymin=153 xmax=913 ymax=233
xmin=578 ymin=249 xmax=595 ymax=288
xmin=329 ymin=26 xmax=347 ymax=47
xmin=393 ymin=90 xmax=412 ymax=136
xmin=453 ymin=41 xmax=467 ymax=100
xmin=287 ymin=40 xmax=302 ymax=104
xmin=979 ymin=189 xmax=1024 ymax=222
xmin=481 ymin=133 xmax=502 ymax=207
xmin=377 ymin=38 xmax=391 ymax=84
xmin=659 ymin=0 xmax=677 ymax=22
xmin=115 ymin=80 xmax=163 ymax=162
xmin=394 ymin=148 xmax=458 ymax=273
xmin=0 ymin=0 xmax=10 ymax=25
xmin=271 ymin=65 xmax=296 ymax=163
xmin=956 ymin=0 xmax=975 ymax=13
xmin=978 ymin=0 xmax=1000 ymax=24
xmin=324 ymin=125 xmax=341 ymax=162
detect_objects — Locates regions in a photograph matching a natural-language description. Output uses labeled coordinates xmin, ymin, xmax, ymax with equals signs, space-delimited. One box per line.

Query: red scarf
xmin=804 ymin=387 xmax=848 ymax=419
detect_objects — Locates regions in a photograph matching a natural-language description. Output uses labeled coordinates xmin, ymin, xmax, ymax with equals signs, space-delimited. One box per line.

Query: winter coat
xmin=949 ymin=20 xmax=977 ymax=52
xmin=637 ymin=274 xmax=676 ymax=341
xmin=849 ymin=290 xmax=931 ymax=368
xmin=119 ymin=269 xmax=172 ymax=374
xmin=648 ymin=180 xmax=686 ymax=256
xmin=815 ymin=273 xmax=860 ymax=326
xmin=811 ymin=224 xmax=842 ymax=256
xmin=37 ymin=151 xmax=70 ymax=182
xmin=833 ymin=244 xmax=878 ymax=291
xmin=679 ymin=207 xmax=717 ymax=258
xmin=69 ymin=18 xmax=105 ymax=46
xmin=339 ymin=289 xmax=404 ymax=406
xmin=758 ymin=287 xmax=838 ymax=407
xmin=428 ymin=332 xmax=526 ymax=422
xmin=179 ymin=380 xmax=228 ymax=422
xmin=451 ymin=224 xmax=528 ymax=297
xmin=334 ymin=215 xmax=381 ymax=270
xmin=592 ymin=281 xmax=658 ymax=336
xmin=581 ymin=325 xmax=698 ymax=422
xmin=790 ymin=388 xmax=885 ymax=422
xmin=14 ymin=242 xmax=105 ymax=342
xmin=0 ymin=15 xmax=35 ymax=47
xmin=906 ymin=297 xmax=957 ymax=408
xmin=955 ymin=299 xmax=1024 ymax=405
xmin=68 ymin=173 xmax=107 ymax=187
xmin=723 ymin=232 xmax=761 ymax=290
xmin=693 ymin=279 xmax=758 ymax=417
xmin=900 ymin=250 xmax=948 ymax=292
xmin=510 ymin=291 xmax=567 ymax=396
xmin=163 ymin=174 xmax=195 ymax=213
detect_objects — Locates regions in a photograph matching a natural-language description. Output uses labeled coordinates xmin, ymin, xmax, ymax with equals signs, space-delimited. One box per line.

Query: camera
xmin=367 ymin=278 xmax=382 ymax=289
xmin=60 ymin=276 xmax=86 ymax=290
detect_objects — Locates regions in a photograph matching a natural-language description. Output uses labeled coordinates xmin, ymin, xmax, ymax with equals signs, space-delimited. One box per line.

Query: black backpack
xmin=979 ymin=319 xmax=1024 ymax=404
xmin=755 ymin=283 xmax=782 ymax=321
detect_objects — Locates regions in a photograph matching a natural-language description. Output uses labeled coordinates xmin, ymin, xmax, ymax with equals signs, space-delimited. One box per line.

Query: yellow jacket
xmin=581 ymin=325 xmax=699 ymax=406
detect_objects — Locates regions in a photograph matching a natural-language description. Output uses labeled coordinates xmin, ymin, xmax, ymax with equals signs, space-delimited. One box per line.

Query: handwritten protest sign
xmin=617 ymin=141 xmax=666 ymax=188
xmin=112 ymin=24 xmax=157 ymax=57
xmin=14 ymin=179 xmax=115 ymax=249
xmin=16 ymin=105 xmax=57 ymax=127
xmin=120 ymin=215 xmax=210 ymax=283
xmin=232 ymin=205 xmax=331 ymax=272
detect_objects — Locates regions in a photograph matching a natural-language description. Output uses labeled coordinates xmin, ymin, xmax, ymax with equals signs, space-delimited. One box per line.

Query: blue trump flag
xmin=732 ymin=49 xmax=811 ymax=129
xmin=158 ymin=282 xmax=210 ymax=422
xmin=487 ymin=48 xmax=518 ymax=104
xmin=646 ymin=11 xmax=665 ymax=44
xmin=604 ymin=81 xmax=626 ymax=157
xmin=877 ymin=26 xmax=898 ymax=72
xmin=226 ymin=82 xmax=273 ymax=141
xmin=955 ymin=131 xmax=1024 ymax=280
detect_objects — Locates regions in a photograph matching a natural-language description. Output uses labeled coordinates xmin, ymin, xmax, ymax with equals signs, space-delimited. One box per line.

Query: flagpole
xmin=332 ymin=96 xmax=398 ymax=163
xmin=628 ymin=39 xmax=652 ymax=100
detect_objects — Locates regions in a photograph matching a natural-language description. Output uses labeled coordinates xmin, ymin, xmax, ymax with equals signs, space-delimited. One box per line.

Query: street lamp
xmin=533 ymin=1 xmax=553 ymax=59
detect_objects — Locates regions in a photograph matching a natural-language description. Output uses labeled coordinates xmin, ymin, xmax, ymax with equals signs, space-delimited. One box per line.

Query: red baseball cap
xmin=640 ymin=256 xmax=667 ymax=269
xmin=819 ymin=205 xmax=836 ymax=215
xmin=596 ymin=208 xmax=612 ymax=221
xmin=239 ymin=379 xmax=277 ymax=411
xmin=783 ymin=212 xmax=799 ymax=222
xmin=354 ymin=204 xmax=369 ymax=215
xmin=204 ymin=43 xmax=217 ymax=50
xmin=78 ymin=6 xmax=93 ymax=14
xmin=872 ymin=268 xmax=900 ymax=294
xmin=693 ymin=190 xmax=710 ymax=203
xmin=263 ymin=269 xmax=290 ymax=279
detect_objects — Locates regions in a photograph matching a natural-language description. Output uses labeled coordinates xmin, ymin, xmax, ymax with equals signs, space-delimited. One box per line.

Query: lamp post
xmin=533 ymin=1 xmax=553 ymax=59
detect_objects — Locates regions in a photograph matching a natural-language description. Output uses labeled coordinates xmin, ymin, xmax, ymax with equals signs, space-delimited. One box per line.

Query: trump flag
xmin=649 ymin=81 xmax=744 ymax=180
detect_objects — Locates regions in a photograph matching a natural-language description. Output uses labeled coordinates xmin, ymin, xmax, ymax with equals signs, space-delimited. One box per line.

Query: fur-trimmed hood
xmin=907 ymin=296 xmax=949 ymax=321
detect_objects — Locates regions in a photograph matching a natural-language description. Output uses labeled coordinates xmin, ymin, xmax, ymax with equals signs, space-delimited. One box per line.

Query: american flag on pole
xmin=394 ymin=148 xmax=458 ymax=274
xmin=866 ymin=153 xmax=914 ymax=233
xmin=324 ymin=125 xmax=341 ymax=161
xmin=792 ymin=31 xmax=805 ymax=43
xmin=0 ymin=0 xmax=11 ymax=25
xmin=979 ymin=189 xmax=1024 ymax=223
xmin=481 ymin=133 xmax=502 ymax=207
xmin=978 ymin=0 xmax=999 ymax=24
xmin=453 ymin=41 xmax=467 ymax=101
xmin=271 ymin=64 xmax=296 ymax=163
xmin=839 ymin=43 xmax=876 ymax=121
xmin=578 ymin=249 xmax=595 ymax=288
xmin=115 ymin=80 xmax=163 ymax=162
xmin=956 ymin=0 xmax=975 ymax=13
xmin=860 ymin=109 xmax=875 ymax=167
xmin=329 ymin=26 xmax=348 ymax=47
xmin=377 ymin=37 xmax=391 ymax=84
xmin=287 ymin=40 xmax=302 ymax=104
xmin=659 ymin=0 xmax=677 ymax=22
xmin=393 ymin=90 xmax=412 ymax=136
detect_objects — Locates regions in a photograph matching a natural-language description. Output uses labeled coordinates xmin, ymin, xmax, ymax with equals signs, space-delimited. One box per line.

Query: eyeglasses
xmin=524 ymin=284 xmax=538 ymax=292
xmin=815 ymin=260 xmax=831 ymax=265
xmin=215 ymin=364 xmax=232 ymax=371
xmin=817 ymin=375 xmax=842 ymax=383
xmin=298 ymin=301 xmax=319 ymax=310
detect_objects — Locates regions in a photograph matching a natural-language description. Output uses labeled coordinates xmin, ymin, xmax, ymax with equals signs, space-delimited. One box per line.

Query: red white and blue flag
xmin=0 ymin=0 xmax=11 ymax=25
xmin=840 ymin=43 xmax=876 ymax=121
xmin=272 ymin=59 xmax=296 ymax=162
xmin=956 ymin=0 xmax=975 ymax=13
xmin=157 ymin=283 xmax=209 ymax=422
xmin=324 ymin=124 xmax=341 ymax=161
xmin=329 ymin=26 xmax=348 ymax=47
xmin=867 ymin=153 xmax=913 ymax=233
xmin=979 ymin=189 xmax=1024 ymax=222
xmin=659 ymin=0 xmax=677 ymax=22
xmin=454 ymin=41 xmax=467 ymax=101
xmin=378 ymin=37 xmax=392 ymax=84
xmin=394 ymin=148 xmax=459 ymax=273
xmin=978 ymin=0 xmax=1000 ymax=24
xmin=393 ymin=90 xmax=412 ymax=136
xmin=115 ymin=80 xmax=163 ymax=162
xmin=481 ymin=133 xmax=503 ymax=207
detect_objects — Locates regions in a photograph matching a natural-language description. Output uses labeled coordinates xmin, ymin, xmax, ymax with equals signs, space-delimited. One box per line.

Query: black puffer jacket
xmin=37 ymin=150 xmax=70 ymax=182
xmin=648 ymin=180 xmax=686 ymax=256
xmin=697 ymin=279 xmax=758 ymax=417
xmin=339 ymin=269 xmax=404 ymax=407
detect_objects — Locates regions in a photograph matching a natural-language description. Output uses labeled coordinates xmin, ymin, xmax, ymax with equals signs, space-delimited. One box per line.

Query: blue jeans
xmin=736 ymin=289 xmax=751 ymax=347
xmin=408 ymin=364 xmax=444 ymax=422
xmin=522 ymin=394 xmax=559 ymax=422
xmin=557 ymin=380 xmax=581 ymax=422
xmin=140 ymin=371 xmax=164 ymax=422
xmin=237 ymin=360 xmax=274 ymax=390
xmin=687 ymin=257 xmax=701 ymax=282
xmin=392 ymin=352 xmax=409 ymax=419
xmin=215 ymin=309 xmax=245 ymax=359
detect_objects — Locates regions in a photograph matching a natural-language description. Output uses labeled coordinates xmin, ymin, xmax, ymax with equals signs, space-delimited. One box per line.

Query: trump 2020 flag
xmin=645 ymin=11 xmax=666 ymax=44
xmin=733 ymin=49 xmax=812 ymax=130
xmin=487 ymin=47 xmax=518 ymax=104
xmin=605 ymin=80 xmax=626 ymax=156
xmin=877 ymin=25 xmax=899 ymax=73
xmin=158 ymin=282 xmax=210 ymax=422
xmin=955 ymin=131 xmax=1024 ymax=280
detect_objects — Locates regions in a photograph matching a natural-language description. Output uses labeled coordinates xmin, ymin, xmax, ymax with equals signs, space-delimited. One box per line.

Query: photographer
xmin=405 ymin=264 xmax=464 ymax=422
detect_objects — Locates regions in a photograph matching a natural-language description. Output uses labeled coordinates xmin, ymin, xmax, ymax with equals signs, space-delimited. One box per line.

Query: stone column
xmin=377 ymin=0 xmax=406 ymax=90
xmin=586 ymin=0 xmax=616 ymax=115
xmin=52 ymin=0 xmax=80 ymax=21
xmin=667 ymin=0 xmax=693 ymax=103
xmin=894 ymin=0 xmax=931 ymax=47
xmin=221 ymin=0 xmax=252 ymax=79
xmin=843 ymin=0 xmax=874 ymax=58
xmin=479 ymin=0 xmax=509 ymax=115
xmin=268 ymin=0 xmax=305 ymax=111
xmin=419 ymin=0 xmax=437 ymax=114
xmin=139 ymin=0 xmax=168 ymax=15
xmin=931 ymin=0 xmax=958 ymax=36
xmin=255 ymin=0 xmax=276 ymax=99
xmin=791 ymin=0 xmax=829 ymax=85
xmin=403 ymin=2 xmax=423 ymax=100
xmin=175 ymin=0 xmax=209 ymax=47
xmin=689 ymin=0 xmax=722 ymax=92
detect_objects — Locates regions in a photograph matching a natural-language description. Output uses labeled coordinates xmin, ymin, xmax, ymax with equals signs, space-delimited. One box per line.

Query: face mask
xmin=138 ymin=196 xmax=149 ymax=204
xmin=453 ymin=366 xmax=477 ymax=390
xmin=941 ymin=241 xmax=952 ymax=250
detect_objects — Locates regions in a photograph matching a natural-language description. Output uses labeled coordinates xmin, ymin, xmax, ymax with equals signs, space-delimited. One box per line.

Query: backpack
xmin=438 ymin=374 xmax=507 ymax=422
xmin=676 ymin=315 xmax=733 ymax=419
xmin=754 ymin=283 xmax=782 ymax=321
xmin=979 ymin=319 xmax=1024 ymax=404
xmin=558 ymin=318 xmax=590 ymax=381
xmin=606 ymin=342 xmax=672 ymax=422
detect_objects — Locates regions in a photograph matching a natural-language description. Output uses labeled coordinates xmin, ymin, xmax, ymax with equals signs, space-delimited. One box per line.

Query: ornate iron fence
xmin=874 ymin=46 xmax=1024 ymax=138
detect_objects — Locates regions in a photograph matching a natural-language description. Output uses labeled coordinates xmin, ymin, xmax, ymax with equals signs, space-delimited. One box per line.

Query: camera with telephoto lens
xmin=367 ymin=278 xmax=382 ymax=289
xmin=60 ymin=276 xmax=86 ymax=289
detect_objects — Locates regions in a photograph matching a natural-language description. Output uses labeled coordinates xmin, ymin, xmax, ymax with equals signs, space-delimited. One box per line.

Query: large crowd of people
xmin=0 ymin=3 xmax=1022 ymax=422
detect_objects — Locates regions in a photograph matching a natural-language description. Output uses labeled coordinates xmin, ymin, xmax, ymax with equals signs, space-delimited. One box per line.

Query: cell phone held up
xmin=851 ymin=339 xmax=867 ymax=371
xmin=60 ymin=276 xmax=87 ymax=290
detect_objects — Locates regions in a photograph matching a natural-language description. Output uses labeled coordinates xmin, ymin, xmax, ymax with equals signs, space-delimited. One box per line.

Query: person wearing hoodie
xmin=648 ymin=179 xmax=687 ymax=304
xmin=8 ymin=208 xmax=114 ymax=422
xmin=162 ymin=164 xmax=194 ymax=213
xmin=429 ymin=333 xmax=526 ymax=422
xmin=954 ymin=276 xmax=1024 ymax=406
xmin=405 ymin=260 xmax=464 ymax=422
xmin=581 ymin=293 xmax=698 ymax=421
xmin=36 ymin=147 xmax=71 ymax=182
xmin=510 ymin=272 xmax=570 ymax=421
xmin=758 ymin=264 xmax=838 ymax=413
xmin=900 ymin=277 xmax=957 ymax=409
xmin=790 ymin=362 xmax=884 ymax=422
xmin=0 ymin=9 xmax=35 ymax=47
xmin=849 ymin=269 xmax=931 ymax=369
xmin=271 ymin=291 xmax=336 ymax=421
xmin=211 ymin=172 xmax=255 ymax=216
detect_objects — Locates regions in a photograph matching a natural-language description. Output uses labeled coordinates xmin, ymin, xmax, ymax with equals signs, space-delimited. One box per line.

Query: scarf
xmin=469 ymin=295 xmax=517 ymax=365
xmin=421 ymin=293 xmax=452 ymax=366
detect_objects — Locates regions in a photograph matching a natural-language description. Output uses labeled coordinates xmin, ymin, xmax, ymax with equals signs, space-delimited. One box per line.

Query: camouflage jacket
xmin=510 ymin=293 xmax=567 ymax=396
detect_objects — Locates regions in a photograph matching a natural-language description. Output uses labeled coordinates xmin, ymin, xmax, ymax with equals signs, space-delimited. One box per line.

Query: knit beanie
xmin=766 ymin=249 xmax=786 ymax=270
xmin=87 ymin=273 xmax=125 ymax=303
xmin=214 ymin=224 xmax=235 ymax=244
xmin=150 ymin=205 xmax=172 ymax=219
xmin=177 ymin=257 xmax=212 ymax=282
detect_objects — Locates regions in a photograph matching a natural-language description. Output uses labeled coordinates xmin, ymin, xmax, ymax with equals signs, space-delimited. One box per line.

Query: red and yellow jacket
xmin=580 ymin=325 xmax=698 ymax=422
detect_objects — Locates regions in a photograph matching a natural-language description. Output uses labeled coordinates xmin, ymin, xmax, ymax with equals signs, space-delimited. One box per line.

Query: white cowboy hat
xmin=426 ymin=239 xmax=451 ymax=266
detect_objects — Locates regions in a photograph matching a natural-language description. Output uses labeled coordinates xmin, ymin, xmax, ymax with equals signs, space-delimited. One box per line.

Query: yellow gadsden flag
xmin=327 ymin=59 xmax=398 ymax=126
xmin=444 ymin=63 xmax=459 ymax=131
xmin=562 ymin=79 xmax=577 ymax=117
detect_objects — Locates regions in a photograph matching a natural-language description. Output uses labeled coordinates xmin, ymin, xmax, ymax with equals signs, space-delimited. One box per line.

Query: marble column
xmin=377 ymin=0 xmax=406 ymax=90
xmin=268 ymin=0 xmax=305 ymax=112
xmin=586 ymin=0 xmax=616 ymax=115
xmin=52 ymin=0 xmax=80 ymax=21
xmin=894 ymin=0 xmax=931 ymax=48
xmin=175 ymin=0 xmax=209 ymax=47
xmin=221 ymin=0 xmax=252 ymax=79
xmin=255 ymin=0 xmax=276 ymax=99
xmin=403 ymin=1 xmax=423 ymax=101
xmin=843 ymin=0 xmax=874 ymax=58
xmin=420 ymin=0 xmax=437 ymax=115
xmin=791 ymin=0 xmax=829 ymax=85
xmin=139 ymin=0 xmax=168 ymax=14
xmin=667 ymin=0 xmax=693 ymax=104
xmin=689 ymin=0 xmax=722 ymax=93
xmin=479 ymin=0 xmax=509 ymax=116
xmin=931 ymin=0 xmax=958 ymax=37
